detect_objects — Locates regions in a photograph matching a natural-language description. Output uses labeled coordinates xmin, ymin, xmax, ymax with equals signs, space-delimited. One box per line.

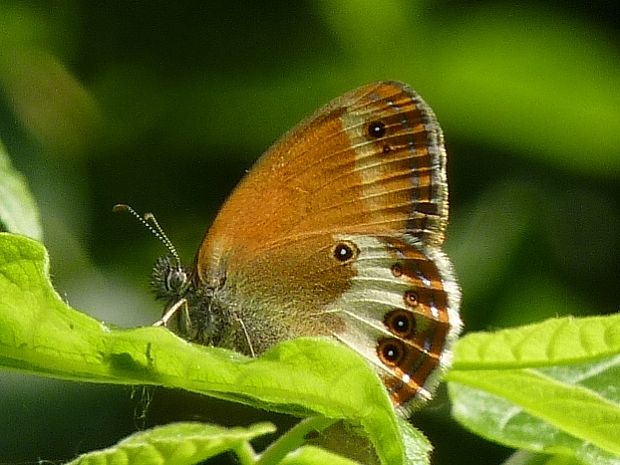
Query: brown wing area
xmin=195 ymin=81 xmax=448 ymax=283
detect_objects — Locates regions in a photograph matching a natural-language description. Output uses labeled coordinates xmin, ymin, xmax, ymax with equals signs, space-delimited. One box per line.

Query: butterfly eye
xmin=151 ymin=255 xmax=189 ymax=300
xmin=166 ymin=267 xmax=189 ymax=294
xmin=377 ymin=338 xmax=405 ymax=366
xmin=332 ymin=241 xmax=358 ymax=263
xmin=367 ymin=121 xmax=386 ymax=138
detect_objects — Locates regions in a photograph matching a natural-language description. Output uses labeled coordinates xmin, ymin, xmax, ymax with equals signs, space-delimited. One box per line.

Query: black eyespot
xmin=333 ymin=241 xmax=357 ymax=263
xmin=384 ymin=310 xmax=416 ymax=338
xmin=395 ymin=316 xmax=408 ymax=332
xmin=382 ymin=144 xmax=391 ymax=153
xmin=368 ymin=121 xmax=386 ymax=138
xmin=384 ymin=345 xmax=398 ymax=361
xmin=378 ymin=338 xmax=405 ymax=366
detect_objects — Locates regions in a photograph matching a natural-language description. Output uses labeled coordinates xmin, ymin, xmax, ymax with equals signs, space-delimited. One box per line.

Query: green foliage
xmin=447 ymin=316 xmax=620 ymax=464
xmin=66 ymin=422 xmax=277 ymax=465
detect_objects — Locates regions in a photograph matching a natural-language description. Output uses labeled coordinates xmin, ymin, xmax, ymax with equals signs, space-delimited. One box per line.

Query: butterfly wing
xmin=198 ymin=82 xmax=447 ymax=269
xmin=193 ymin=81 xmax=461 ymax=409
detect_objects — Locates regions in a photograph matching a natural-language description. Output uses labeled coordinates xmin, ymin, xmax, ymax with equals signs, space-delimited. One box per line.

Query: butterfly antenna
xmin=113 ymin=204 xmax=182 ymax=267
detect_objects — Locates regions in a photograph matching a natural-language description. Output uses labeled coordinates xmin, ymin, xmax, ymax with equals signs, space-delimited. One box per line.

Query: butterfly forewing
xmin=196 ymin=82 xmax=447 ymax=273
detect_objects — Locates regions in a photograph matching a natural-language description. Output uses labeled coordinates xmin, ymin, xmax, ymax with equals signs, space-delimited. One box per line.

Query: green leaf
xmin=502 ymin=450 xmax=584 ymax=465
xmin=452 ymin=314 xmax=620 ymax=369
xmin=447 ymin=315 xmax=620 ymax=464
xmin=0 ymin=141 xmax=42 ymax=240
xmin=0 ymin=232 xmax=419 ymax=465
xmin=279 ymin=445 xmax=364 ymax=465
xmin=66 ymin=422 xmax=276 ymax=465
xmin=397 ymin=416 xmax=432 ymax=465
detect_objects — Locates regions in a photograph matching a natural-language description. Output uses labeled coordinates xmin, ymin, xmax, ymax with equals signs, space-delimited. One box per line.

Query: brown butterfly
xmin=119 ymin=81 xmax=461 ymax=414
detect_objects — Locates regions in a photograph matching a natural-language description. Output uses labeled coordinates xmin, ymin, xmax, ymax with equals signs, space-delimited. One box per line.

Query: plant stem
xmin=255 ymin=416 xmax=337 ymax=465
xmin=235 ymin=441 xmax=258 ymax=465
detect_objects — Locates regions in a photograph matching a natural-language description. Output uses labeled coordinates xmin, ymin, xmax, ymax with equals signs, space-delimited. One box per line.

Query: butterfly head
xmin=150 ymin=254 xmax=191 ymax=302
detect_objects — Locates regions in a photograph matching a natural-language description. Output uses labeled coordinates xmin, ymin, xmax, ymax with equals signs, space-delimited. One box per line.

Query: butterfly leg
xmin=235 ymin=315 xmax=256 ymax=357
xmin=153 ymin=297 xmax=190 ymax=330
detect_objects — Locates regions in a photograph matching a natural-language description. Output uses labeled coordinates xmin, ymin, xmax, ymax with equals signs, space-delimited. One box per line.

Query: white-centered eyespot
xmin=332 ymin=240 xmax=359 ymax=263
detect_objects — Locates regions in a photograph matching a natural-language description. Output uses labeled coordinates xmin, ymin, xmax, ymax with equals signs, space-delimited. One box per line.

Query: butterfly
xmin=119 ymin=81 xmax=461 ymax=414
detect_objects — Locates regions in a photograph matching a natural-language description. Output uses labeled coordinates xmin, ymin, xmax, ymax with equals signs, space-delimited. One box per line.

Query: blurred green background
xmin=1 ymin=1 xmax=618 ymax=464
